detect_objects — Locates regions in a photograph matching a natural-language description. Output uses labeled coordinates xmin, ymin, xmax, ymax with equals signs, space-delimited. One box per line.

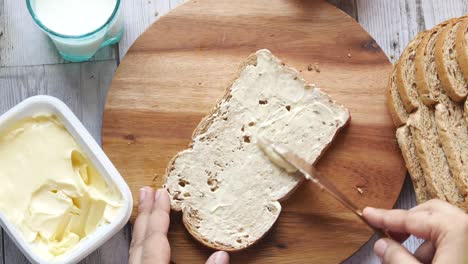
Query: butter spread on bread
xmin=164 ymin=49 xmax=349 ymax=251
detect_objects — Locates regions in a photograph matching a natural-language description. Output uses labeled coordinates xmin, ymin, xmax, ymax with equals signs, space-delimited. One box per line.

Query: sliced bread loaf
xmin=434 ymin=102 xmax=468 ymax=197
xmin=164 ymin=49 xmax=350 ymax=251
xmin=408 ymin=102 xmax=467 ymax=209
xmin=435 ymin=19 xmax=468 ymax=102
xmin=455 ymin=17 xmax=468 ymax=79
xmin=388 ymin=68 xmax=409 ymax=127
xmin=396 ymin=32 xmax=427 ymax=112
xmin=396 ymin=125 xmax=431 ymax=204
xmin=415 ymin=21 xmax=453 ymax=106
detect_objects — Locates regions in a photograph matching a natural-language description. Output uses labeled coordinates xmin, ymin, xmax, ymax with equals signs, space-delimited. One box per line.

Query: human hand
xmin=363 ymin=199 xmax=468 ymax=264
xmin=129 ymin=187 xmax=230 ymax=264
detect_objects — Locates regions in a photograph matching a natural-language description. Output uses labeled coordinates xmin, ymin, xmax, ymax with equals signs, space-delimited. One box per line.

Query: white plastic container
xmin=0 ymin=95 xmax=132 ymax=264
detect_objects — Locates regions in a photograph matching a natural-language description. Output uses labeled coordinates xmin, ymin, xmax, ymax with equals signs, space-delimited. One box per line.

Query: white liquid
xmin=33 ymin=0 xmax=117 ymax=36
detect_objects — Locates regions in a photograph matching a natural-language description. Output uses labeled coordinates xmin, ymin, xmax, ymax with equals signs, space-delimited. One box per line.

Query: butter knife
xmin=257 ymin=137 xmax=389 ymax=238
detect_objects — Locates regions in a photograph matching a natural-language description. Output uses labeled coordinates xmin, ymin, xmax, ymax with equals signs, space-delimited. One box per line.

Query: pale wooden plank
xmin=118 ymin=0 xmax=172 ymax=58
xmin=420 ymin=0 xmax=467 ymax=28
xmin=356 ymin=0 xmax=423 ymax=63
xmin=0 ymin=61 xmax=131 ymax=263
xmin=0 ymin=0 xmax=116 ymax=67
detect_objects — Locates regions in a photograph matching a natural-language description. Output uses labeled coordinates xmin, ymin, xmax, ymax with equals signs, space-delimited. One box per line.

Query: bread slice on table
xmin=434 ymin=102 xmax=468 ymax=198
xmin=388 ymin=68 xmax=409 ymax=127
xmin=415 ymin=20 xmax=453 ymax=106
xmin=455 ymin=17 xmax=468 ymax=79
xmin=164 ymin=49 xmax=350 ymax=251
xmin=396 ymin=125 xmax=431 ymax=204
xmin=408 ymin=102 xmax=467 ymax=210
xmin=396 ymin=31 xmax=427 ymax=113
xmin=435 ymin=18 xmax=468 ymax=102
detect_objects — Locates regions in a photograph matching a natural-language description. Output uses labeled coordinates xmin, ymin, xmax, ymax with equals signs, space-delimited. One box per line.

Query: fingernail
xmin=214 ymin=251 xmax=229 ymax=264
xmin=374 ymin=239 xmax=389 ymax=258
xmin=155 ymin=189 xmax=162 ymax=201
xmin=139 ymin=188 xmax=147 ymax=202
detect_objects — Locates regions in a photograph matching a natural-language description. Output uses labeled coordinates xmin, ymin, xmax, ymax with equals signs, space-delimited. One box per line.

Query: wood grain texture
xmin=327 ymin=0 xmax=358 ymax=20
xmin=0 ymin=0 xmax=465 ymax=263
xmin=102 ymin=0 xmax=406 ymax=263
xmin=0 ymin=62 xmax=131 ymax=264
xmin=118 ymin=0 xmax=185 ymax=58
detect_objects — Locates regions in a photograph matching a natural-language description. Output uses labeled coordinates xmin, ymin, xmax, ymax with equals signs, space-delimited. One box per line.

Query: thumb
xmin=374 ymin=238 xmax=420 ymax=264
xmin=205 ymin=251 xmax=230 ymax=264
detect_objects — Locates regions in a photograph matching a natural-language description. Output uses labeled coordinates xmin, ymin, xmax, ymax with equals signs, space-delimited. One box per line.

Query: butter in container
xmin=0 ymin=95 xmax=132 ymax=264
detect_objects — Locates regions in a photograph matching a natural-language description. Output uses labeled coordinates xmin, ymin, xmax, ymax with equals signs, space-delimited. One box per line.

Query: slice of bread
xmin=396 ymin=32 xmax=427 ymax=113
xmin=455 ymin=17 xmax=468 ymax=79
xmin=164 ymin=49 xmax=350 ymax=251
xmin=396 ymin=125 xmax=431 ymax=204
xmin=388 ymin=68 xmax=409 ymax=127
xmin=415 ymin=21 xmax=453 ymax=106
xmin=408 ymin=102 xmax=467 ymax=209
xmin=435 ymin=18 xmax=468 ymax=102
xmin=435 ymin=101 xmax=468 ymax=197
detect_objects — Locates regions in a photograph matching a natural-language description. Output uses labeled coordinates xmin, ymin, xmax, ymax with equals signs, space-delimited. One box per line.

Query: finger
xmin=205 ymin=251 xmax=230 ymax=264
xmin=363 ymin=207 xmax=447 ymax=241
xmin=413 ymin=241 xmax=435 ymax=264
xmin=129 ymin=187 xmax=155 ymax=264
xmin=141 ymin=189 xmax=171 ymax=264
xmin=149 ymin=188 xmax=171 ymax=235
xmin=374 ymin=238 xmax=420 ymax=264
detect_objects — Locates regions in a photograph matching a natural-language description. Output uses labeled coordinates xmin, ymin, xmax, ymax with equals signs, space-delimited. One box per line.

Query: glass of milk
xmin=26 ymin=0 xmax=123 ymax=62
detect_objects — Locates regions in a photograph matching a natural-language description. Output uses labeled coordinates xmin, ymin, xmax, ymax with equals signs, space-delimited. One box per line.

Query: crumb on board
xmin=314 ymin=63 xmax=320 ymax=73
xmin=356 ymin=187 xmax=364 ymax=194
xmin=307 ymin=64 xmax=313 ymax=71
xmin=347 ymin=53 xmax=352 ymax=58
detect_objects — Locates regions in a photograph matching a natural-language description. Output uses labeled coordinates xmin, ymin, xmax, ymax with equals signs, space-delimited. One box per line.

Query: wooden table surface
xmin=0 ymin=0 xmax=466 ymax=263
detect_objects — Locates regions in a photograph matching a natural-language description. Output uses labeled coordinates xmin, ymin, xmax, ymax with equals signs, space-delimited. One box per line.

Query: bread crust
xmin=164 ymin=51 xmax=350 ymax=251
xmin=414 ymin=20 xmax=453 ymax=106
xmin=387 ymin=69 xmax=408 ymax=127
xmin=455 ymin=17 xmax=468 ymax=80
xmin=396 ymin=125 xmax=431 ymax=204
xmin=435 ymin=18 xmax=468 ymax=102
xmin=390 ymin=16 xmax=468 ymax=212
xmin=408 ymin=105 xmax=468 ymax=210
xmin=434 ymin=103 xmax=468 ymax=198
xmin=396 ymin=31 xmax=426 ymax=113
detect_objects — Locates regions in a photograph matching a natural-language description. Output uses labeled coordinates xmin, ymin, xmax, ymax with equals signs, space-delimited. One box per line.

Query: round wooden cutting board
xmin=102 ymin=0 xmax=406 ymax=263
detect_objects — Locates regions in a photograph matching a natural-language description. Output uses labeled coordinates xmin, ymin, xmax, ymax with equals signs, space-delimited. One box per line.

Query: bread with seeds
xmin=396 ymin=32 xmax=427 ymax=112
xmin=388 ymin=68 xmax=409 ymax=127
xmin=455 ymin=17 xmax=468 ymax=79
xmin=396 ymin=125 xmax=431 ymax=204
xmin=163 ymin=49 xmax=350 ymax=251
xmin=415 ymin=20 xmax=453 ymax=106
xmin=435 ymin=18 xmax=468 ymax=102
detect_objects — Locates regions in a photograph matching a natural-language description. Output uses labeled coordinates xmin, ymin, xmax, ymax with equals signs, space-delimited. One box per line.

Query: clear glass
xmin=26 ymin=0 xmax=123 ymax=62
